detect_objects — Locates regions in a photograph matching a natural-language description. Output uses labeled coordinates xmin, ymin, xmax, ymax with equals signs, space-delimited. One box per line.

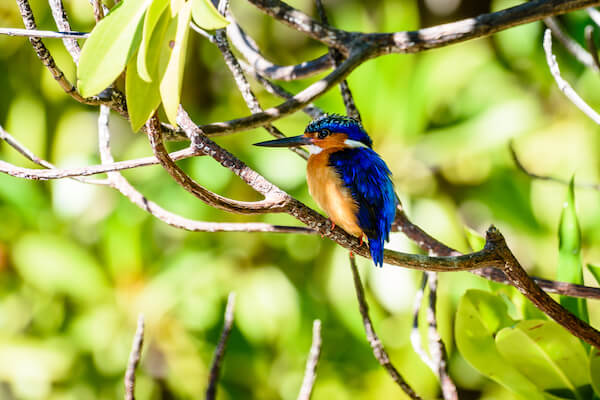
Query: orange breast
xmin=306 ymin=150 xmax=363 ymax=237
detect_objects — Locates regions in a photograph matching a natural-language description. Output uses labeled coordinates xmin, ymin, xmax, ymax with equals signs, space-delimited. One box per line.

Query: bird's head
xmin=254 ymin=114 xmax=373 ymax=154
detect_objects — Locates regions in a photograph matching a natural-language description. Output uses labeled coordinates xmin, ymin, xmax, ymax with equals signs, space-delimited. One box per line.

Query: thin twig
xmin=206 ymin=293 xmax=236 ymax=400
xmin=125 ymin=314 xmax=145 ymax=400
xmin=410 ymin=273 xmax=433 ymax=369
xmin=584 ymin=25 xmax=600 ymax=70
xmin=314 ymin=0 xmax=361 ymax=121
xmin=510 ymin=140 xmax=600 ymax=190
xmin=91 ymin=0 xmax=105 ymax=22
xmin=297 ymin=320 xmax=322 ymax=400
xmin=348 ymin=254 xmax=422 ymax=399
xmin=47 ymin=0 xmax=81 ymax=63
xmin=543 ymin=28 xmax=600 ymax=124
xmin=0 ymin=27 xmax=89 ymax=39
xmin=544 ymin=17 xmax=598 ymax=71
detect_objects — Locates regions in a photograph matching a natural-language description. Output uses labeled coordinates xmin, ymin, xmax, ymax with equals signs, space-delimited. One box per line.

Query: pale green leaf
xmin=557 ymin=177 xmax=588 ymax=323
xmin=464 ymin=226 xmax=485 ymax=251
xmin=455 ymin=290 xmax=546 ymax=400
xmin=159 ymin=1 xmax=192 ymax=125
xmin=587 ymin=264 xmax=600 ymax=285
xmin=191 ymin=0 xmax=229 ymax=30
xmin=126 ymin=50 xmax=162 ymax=132
xmin=137 ymin=0 xmax=170 ymax=82
xmin=77 ymin=0 xmax=151 ymax=97
xmin=496 ymin=320 xmax=590 ymax=398
xmin=591 ymin=348 xmax=600 ymax=397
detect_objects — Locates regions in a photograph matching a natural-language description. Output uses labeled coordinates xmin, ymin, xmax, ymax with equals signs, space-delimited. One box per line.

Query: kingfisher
xmin=254 ymin=114 xmax=397 ymax=266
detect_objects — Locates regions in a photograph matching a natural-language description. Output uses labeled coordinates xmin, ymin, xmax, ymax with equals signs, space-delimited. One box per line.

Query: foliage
xmin=2 ymin=0 xmax=600 ymax=399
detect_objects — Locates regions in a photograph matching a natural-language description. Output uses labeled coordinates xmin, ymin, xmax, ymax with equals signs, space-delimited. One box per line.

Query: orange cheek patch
xmin=313 ymin=133 xmax=348 ymax=149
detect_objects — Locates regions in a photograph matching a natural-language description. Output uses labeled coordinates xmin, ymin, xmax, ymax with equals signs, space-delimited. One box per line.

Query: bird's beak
xmin=253 ymin=134 xmax=313 ymax=148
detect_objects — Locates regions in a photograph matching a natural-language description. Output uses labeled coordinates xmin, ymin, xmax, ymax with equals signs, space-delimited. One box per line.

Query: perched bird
xmin=254 ymin=114 xmax=397 ymax=266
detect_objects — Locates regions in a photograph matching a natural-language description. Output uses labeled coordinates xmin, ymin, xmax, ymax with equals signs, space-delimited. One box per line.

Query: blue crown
xmin=305 ymin=114 xmax=373 ymax=148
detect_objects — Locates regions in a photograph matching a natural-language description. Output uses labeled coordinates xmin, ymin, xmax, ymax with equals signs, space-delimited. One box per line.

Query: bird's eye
xmin=318 ymin=129 xmax=330 ymax=139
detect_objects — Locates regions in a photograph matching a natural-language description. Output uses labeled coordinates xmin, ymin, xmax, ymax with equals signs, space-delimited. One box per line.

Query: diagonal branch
xmin=297 ymin=320 xmax=322 ymax=400
xmin=206 ymin=293 xmax=236 ymax=400
xmin=48 ymin=0 xmax=81 ymax=63
xmin=348 ymin=254 xmax=422 ymax=399
xmin=125 ymin=314 xmax=145 ymax=400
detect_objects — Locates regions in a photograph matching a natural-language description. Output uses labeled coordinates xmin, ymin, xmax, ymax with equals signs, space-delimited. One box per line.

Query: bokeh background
xmin=1 ymin=0 xmax=600 ymax=398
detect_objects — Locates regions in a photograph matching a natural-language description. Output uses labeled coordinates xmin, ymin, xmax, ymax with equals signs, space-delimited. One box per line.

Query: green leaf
xmin=126 ymin=51 xmax=162 ymax=132
xmin=159 ymin=1 xmax=193 ymax=125
xmin=77 ymin=0 xmax=151 ymax=97
xmin=587 ymin=264 xmax=600 ymax=285
xmin=137 ymin=0 xmax=170 ymax=82
xmin=557 ymin=177 xmax=588 ymax=323
xmin=591 ymin=348 xmax=600 ymax=397
xmin=464 ymin=226 xmax=485 ymax=251
xmin=496 ymin=320 xmax=590 ymax=399
xmin=191 ymin=0 xmax=229 ymax=30
xmin=455 ymin=290 xmax=546 ymax=400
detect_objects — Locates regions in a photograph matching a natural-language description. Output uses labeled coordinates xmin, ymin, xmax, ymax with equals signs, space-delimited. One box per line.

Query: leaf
xmin=77 ymin=0 xmax=151 ymax=97
xmin=587 ymin=264 xmax=600 ymax=285
xmin=455 ymin=290 xmax=546 ymax=400
xmin=159 ymin=1 xmax=193 ymax=125
xmin=126 ymin=51 xmax=162 ymax=132
xmin=591 ymin=348 xmax=600 ymax=397
xmin=137 ymin=0 xmax=170 ymax=82
xmin=496 ymin=320 xmax=590 ymax=398
xmin=191 ymin=0 xmax=229 ymax=30
xmin=557 ymin=177 xmax=588 ymax=323
xmin=464 ymin=226 xmax=485 ymax=251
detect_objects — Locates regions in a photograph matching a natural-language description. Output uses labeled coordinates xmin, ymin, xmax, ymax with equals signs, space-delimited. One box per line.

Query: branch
xmin=206 ymin=293 xmax=236 ymax=400
xmin=48 ymin=0 xmax=81 ymax=63
xmin=544 ymin=17 xmax=598 ymax=70
xmin=297 ymin=320 xmax=322 ymax=400
xmin=544 ymin=28 xmax=600 ymax=124
xmin=125 ymin=314 xmax=144 ymax=400
xmin=0 ymin=27 xmax=89 ymax=39
xmin=510 ymin=141 xmax=600 ymax=190
xmin=584 ymin=24 xmax=600 ymax=70
xmin=348 ymin=254 xmax=422 ymax=399
xmin=227 ymin=21 xmax=333 ymax=81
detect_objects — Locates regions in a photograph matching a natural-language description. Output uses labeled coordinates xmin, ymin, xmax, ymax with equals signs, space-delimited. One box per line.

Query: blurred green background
xmin=1 ymin=0 xmax=600 ymax=398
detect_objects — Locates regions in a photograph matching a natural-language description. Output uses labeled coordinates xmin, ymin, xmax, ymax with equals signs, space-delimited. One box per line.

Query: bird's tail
xmin=368 ymin=235 xmax=385 ymax=267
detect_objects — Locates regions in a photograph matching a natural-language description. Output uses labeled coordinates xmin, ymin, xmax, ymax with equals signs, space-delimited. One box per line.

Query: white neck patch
xmin=344 ymin=139 xmax=369 ymax=149
xmin=306 ymin=144 xmax=323 ymax=154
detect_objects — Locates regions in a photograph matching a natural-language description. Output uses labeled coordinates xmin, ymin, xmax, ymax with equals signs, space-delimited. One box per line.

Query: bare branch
xmin=0 ymin=27 xmax=89 ymax=39
xmin=47 ymin=0 xmax=81 ymax=63
xmin=544 ymin=17 xmax=598 ymax=70
xmin=227 ymin=21 xmax=332 ymax=81
xmin=348 ymin=254 xmax=422 ymax=399
xmin=584 ymin=25 xmax=600 ymax=70
xmin=589 ymin=6 xmax=600 ymax=26
xmin=206 ymin=293 xmax=236 ymax=400
xmin=14 ymin=0 xmax=100 ymax=105
xmin=410 ymin=274 xmax=433 ymax=369
xmin=91 ymin=0 xmax=105 ymax=22
xmin=297 ymin=320 xmax=322 ymax=400
xmin=314 ymin=0 xmax=361 ymax=121
xmin=125 ymin=314 xmax=144 ymax=400
xmin=543 ymin=28 xmax=600 ymax=124
xmin=510 ymin=140 xmax=600 ymax=190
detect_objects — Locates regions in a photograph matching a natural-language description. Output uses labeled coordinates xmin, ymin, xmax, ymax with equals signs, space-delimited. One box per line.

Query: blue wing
xmin=329 ymin=148 xmax=397 ymax=266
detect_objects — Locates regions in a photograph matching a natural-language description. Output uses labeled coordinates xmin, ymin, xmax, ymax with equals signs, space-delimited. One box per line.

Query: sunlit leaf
xmin=126 ymin=51 xmax=161 ymax=132
xmin=587 ymin=264 xmax=600 ymax=285
xmin=137 ymin=0 xmax=170 ymax=82
xmin=464 ymin=226 xmax=485 ymax=251
xmin=159 ymin=1 xmax=193 ymax=125
xmin=170 ymin=0 xmax=185 ymax=16
xmin=455 ymin=290 xmax=546 ymax=400
xmin=77 ymin=0 xmax=151 ymax=97
xmin=191 ymin=0 xmax=229 ymax=30
xmin=496 ymin=320 xmax=590 ymax=398
xmin=591 ymin=348 xmax=600 ymax=397
xmin=557 ymin=177 xmax=588 ymax=323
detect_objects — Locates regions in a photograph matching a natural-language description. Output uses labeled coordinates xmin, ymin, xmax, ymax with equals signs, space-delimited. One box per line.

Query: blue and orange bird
xmin=254 ymin=115 xmax=397 ymax=266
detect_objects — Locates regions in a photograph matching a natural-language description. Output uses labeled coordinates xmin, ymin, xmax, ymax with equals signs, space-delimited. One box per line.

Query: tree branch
xmin=297 ymin=320 xmax=322 ymax=400
xmin=206 ymin=293 xmax=236 ymax=400
xmin=48 ymin=0 xmax=81 ymax=63
xmin=348 ymin=254 xmax=422 ymax=399
xmin=125 ymin=314 xmax=144 ymax=400
xmin=0 ymin=27 xmax=89 ymax=39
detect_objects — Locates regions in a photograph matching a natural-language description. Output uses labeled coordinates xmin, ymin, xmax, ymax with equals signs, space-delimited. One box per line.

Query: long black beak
xmin=254 ymin=135 xmax=313 ymax=148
